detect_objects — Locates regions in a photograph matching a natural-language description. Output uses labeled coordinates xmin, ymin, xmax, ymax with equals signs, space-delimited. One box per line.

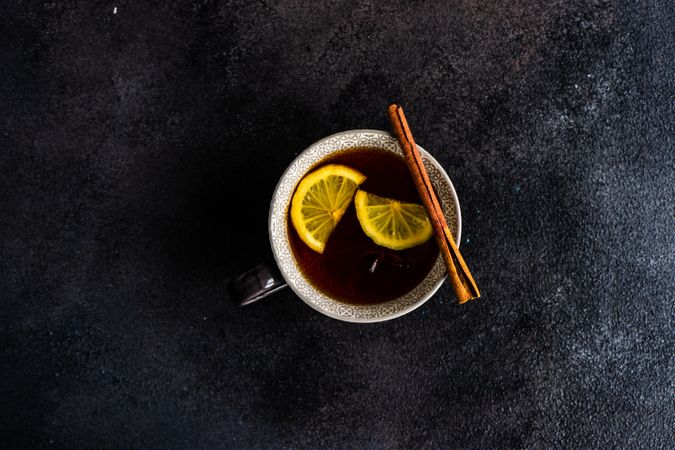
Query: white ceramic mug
xmin=227 ymin=130 xmax=462 ymax=322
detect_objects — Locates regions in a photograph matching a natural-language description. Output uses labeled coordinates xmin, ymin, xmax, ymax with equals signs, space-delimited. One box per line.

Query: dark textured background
xmin=1 ymin=0 xmax=673 ymax=448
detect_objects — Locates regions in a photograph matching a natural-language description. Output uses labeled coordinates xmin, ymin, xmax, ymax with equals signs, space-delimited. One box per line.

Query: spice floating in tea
xmin=287 ymin=147 xmax=439 ymax=305
xmin=364 ymin=251 xmax=410 ymax=275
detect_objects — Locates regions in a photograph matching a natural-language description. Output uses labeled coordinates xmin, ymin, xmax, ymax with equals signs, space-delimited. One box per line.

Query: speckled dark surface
xmin=1 ymin=1 xmax=673 ymax=448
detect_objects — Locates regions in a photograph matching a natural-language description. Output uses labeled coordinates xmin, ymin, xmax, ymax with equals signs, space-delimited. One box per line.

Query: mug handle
xmin=227 ymin=261 xmax=288 ymax=306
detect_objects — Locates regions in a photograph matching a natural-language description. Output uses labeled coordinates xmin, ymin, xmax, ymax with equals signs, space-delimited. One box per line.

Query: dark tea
xmin=288 ymin=147 xmax=439 ymax=305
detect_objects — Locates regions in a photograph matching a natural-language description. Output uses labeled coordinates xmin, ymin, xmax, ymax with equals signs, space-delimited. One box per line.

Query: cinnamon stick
xmin=387 ymin=104 xmax=480 ymax=303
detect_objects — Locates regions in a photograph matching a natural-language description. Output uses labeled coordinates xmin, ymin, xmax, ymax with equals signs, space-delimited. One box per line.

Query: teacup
xmin=227 ymin=129 xmax=461 ymax=322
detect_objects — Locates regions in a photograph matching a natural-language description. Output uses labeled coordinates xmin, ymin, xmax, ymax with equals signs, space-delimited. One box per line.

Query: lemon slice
xmin=290 ymin=164 xmax=366 ymax=253
xmin=354 ymin=190 xmax=433 ymax=250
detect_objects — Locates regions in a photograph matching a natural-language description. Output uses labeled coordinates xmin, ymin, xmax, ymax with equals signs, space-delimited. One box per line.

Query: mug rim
xmin=268 ymin=129 xmax=462 ymax=323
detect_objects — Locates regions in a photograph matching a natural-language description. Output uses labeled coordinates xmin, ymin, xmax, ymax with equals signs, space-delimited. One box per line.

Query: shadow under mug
xmin=227 ymin=130 xmax=462 ymax=323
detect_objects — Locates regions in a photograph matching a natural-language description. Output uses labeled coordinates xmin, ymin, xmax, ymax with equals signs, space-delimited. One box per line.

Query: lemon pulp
xmin=290 ymin=164 xmax=366 ymax=253
xmin=354 ymin=190 xmax=433 ymax=250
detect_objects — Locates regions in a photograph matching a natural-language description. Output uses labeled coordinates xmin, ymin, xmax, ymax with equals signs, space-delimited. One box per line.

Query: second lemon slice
xmin=354 ymin=190 xmax=433 ymax=250
xmin=290 ymin=164 xmax=366 ymax=253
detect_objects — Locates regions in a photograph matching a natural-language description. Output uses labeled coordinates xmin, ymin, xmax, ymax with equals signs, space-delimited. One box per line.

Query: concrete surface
xmin=1 ymin=0 xmax=673 ymax=448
